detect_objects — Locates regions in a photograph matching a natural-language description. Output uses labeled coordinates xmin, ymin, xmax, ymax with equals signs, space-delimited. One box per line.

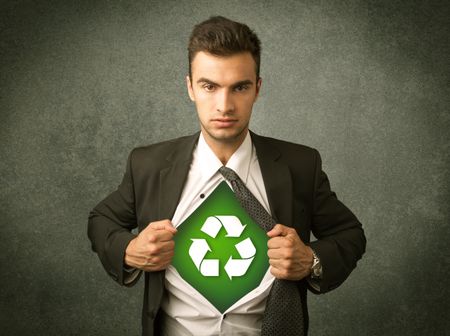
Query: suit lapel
xmin=157 ymin=131 xmax=293 ymax=225
xmin=251 ymin=132 xmax=293 ymax=227
xmin=158 ymin=133 xmax=200 ymax=220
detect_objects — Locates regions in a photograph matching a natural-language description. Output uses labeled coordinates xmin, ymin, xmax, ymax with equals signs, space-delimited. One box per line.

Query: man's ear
xmin=186 ymin=75 xmax=195 ymax=102
xmin=255 ymin=77 xmax=262 ymax=101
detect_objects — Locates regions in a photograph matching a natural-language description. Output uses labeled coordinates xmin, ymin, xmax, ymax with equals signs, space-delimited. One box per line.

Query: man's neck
xmin=201 ymin=130 xmax=248 ymax=165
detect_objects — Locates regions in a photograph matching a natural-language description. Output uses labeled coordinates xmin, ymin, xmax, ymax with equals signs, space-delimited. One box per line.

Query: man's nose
xmin=216 ymin=90 xmax=235 ymax=113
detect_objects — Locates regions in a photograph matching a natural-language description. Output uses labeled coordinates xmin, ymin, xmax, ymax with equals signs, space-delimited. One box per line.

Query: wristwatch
xmin=310 ymin=249 xmax=323 ymax=279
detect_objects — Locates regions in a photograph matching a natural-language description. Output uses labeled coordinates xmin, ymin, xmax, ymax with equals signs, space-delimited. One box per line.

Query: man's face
xmin=187 ymin=51 xmax=261 ymax=147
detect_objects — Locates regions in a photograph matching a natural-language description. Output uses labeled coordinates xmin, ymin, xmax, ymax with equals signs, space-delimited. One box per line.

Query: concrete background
xmin=1 ymin=0 xmax=449 ymax=335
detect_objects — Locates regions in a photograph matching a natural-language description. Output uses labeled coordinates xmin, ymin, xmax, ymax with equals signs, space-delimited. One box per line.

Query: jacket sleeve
xmin=308 ymin=149 xmax=366 ymax=293
xmin=87 ymin=149 xmax=141 ymax=286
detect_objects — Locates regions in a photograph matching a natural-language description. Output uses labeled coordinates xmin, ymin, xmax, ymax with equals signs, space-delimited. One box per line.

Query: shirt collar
xmin=196 ymin=131 xmax=253 ymax=183
xmin=225 ymin=132 xmax=252 ymax=184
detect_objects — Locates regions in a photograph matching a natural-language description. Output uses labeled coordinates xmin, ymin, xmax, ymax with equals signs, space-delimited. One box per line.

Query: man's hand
xmin=267 ymin=224 xmax=314 ymax=280
xmin=124 ymin=219 xmax=177 ymax=272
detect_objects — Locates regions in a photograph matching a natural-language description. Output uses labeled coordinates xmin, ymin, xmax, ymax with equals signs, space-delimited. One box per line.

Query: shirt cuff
xmin=123 ymin=266 xmax=141 ymax=285
xmin=307 ymin=277 xmax=321 ymax=292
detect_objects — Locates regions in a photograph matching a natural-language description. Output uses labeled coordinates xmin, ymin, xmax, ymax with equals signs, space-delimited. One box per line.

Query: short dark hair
xmin=188 ymin=16 xmax=261 ymax=79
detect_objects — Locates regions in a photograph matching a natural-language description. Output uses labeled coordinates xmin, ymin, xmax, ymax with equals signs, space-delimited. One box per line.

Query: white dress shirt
xmin=161 ymin=131 xmax=275 ymax=336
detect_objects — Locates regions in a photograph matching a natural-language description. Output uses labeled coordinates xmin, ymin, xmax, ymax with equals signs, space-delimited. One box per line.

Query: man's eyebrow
xmin=231 ymin=80 xmax=254 ymax=88
xmin=196 ymin=78 xmax=220 ymax=86
xmin=196 ymin=78 xmax=254 ymax=87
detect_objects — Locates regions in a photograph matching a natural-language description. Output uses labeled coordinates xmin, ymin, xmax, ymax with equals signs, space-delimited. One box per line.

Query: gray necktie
xmin=219 ymin=166 xmax=305 ymax=336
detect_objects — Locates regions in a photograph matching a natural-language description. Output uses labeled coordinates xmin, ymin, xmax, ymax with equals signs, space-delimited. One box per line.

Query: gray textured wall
xmin=1 ymin=0 xmax=449 ymax=335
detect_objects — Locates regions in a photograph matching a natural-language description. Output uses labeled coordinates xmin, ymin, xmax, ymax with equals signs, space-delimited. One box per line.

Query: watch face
xmin=313 ymin=268 xmax=321 ymax=277
xmin=311 ymin=251 xmax=322 ymax=278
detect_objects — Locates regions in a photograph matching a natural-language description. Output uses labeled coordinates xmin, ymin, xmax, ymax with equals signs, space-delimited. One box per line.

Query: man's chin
xmin=203 ymin=128 xmax=248 ymax=144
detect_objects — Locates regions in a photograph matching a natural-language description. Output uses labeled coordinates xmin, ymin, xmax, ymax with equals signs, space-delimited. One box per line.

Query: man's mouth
xmin=211 ymin=118 xmax=238 ymax=128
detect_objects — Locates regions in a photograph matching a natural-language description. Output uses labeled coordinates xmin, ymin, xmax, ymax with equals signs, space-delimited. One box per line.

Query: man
xmin=88 ymin=16 xmax=366 ymax=336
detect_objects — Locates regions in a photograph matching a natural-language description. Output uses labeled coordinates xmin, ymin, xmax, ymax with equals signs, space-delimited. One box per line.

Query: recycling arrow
xmin=234 ymin=237 xmax=256 ymax=258
xmin=189 ymin=239 xmax=211 ymax=269
xmin=201 ymin=215 xmax=246 ymax=238
xmin=224 ymin=257 xmax=254 ymax=279
xmin=189 ymin=216 xmax=256 ymax=279
xmin=224 ymin=237 xmax=256 ymax=279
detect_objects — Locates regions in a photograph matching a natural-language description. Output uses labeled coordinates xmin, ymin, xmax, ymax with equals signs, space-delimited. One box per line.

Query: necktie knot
xmin=219 ymin=166 xmax=239 ymax=182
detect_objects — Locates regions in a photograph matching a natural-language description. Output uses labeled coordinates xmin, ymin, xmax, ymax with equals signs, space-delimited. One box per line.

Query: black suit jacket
xmin=88 ymin=131 xmax=366 ymax=335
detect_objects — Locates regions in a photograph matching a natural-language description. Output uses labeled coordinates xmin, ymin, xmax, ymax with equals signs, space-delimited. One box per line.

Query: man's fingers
xmin=128 ymin=245 xmax=175 ymax=270
xmin=135 ymin=246 xmax=174 ymax=260
xmin=147 ymin=229 xmax=176 ymax=243
xmin=142 ymin=259 xmax=172 ymax=272
xmin=268 ymin=246 xmax=291 ymax=260
xmin=269 ymin=265 xmax=296 ymax=280
xmin=146 ymin=219 xmax=178 ymax=234
xmin=142 ymin=239 xmax=175 ymax=256
xmin=150 ymin=240 xmax=175 ymax=255
xmin=267 ymin=224 xmax=293 ymax=238
xmin=125 ymin=220 xmax=177 ymax=272
xmin=267 ymin=224 xmax=284 ymax=238
xmin=267 ymin=236 xmax=295 ymax=249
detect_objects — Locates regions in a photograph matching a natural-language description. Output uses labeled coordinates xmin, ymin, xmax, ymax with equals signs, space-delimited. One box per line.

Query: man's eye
xmin=203 ymin=84 xmax=215 ymax=91
xmin=234 ymin=85 xmax=249 ymax=92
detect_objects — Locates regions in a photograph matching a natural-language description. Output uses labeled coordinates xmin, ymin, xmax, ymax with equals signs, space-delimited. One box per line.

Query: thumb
xmin=267 ymin=224 xmax=290 ymax=238
xmin=148 ymin=220 xmax=177 ymax=234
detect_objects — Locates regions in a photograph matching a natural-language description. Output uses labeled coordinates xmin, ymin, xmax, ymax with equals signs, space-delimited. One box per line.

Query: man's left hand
xmin=267 ymin=224 xmax=314 ymax=281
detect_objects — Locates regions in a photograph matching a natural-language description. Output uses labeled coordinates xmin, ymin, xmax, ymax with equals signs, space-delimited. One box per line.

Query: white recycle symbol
xmin=189 ymin=215 xmax=256 ymax=280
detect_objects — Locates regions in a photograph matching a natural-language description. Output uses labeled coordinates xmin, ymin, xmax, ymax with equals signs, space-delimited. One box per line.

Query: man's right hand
xmin=124 ymin=219 xmax=177 ymax=272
